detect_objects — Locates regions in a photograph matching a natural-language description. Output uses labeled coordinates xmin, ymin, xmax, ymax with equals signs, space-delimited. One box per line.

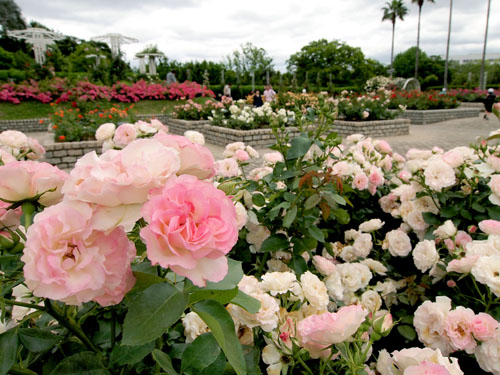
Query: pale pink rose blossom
xmin=215 ymin=158 xmax=241 ymax=177
xmin=398 ymin=170 xmax=412 ymax=182
xmin=487 ymin=155 xmax=500 ymax=172
xmin=150 ymin=119 xmax=168 ymax=132
xmin=25 ymin=138 xmax=45 ymax=160
xmin=248 ymin=166 xmax=273 ymax=181
xmin=442 ymin=150 xmax=464 ymax=168
xmin=113 ymin=123 xmax=137 ymax=147
xmin=21 ymin=201 xmax=136 ymax=306
xmin=63 ymin=139 xmax=180 ymax=207
xmin=0 ymin=200 xmax=22 ymax=229
xmin=454 ymin=231 xmax=472 ymax=248
xmin=383 ymin=230 xmax=412 ymax=257
xmin=447 ymin=256 xmax=479 ymax=274
xmin=95 ymin=123 xmax=116 ymax=141
xmin=0 ymin=148 xmax=16 ymax=164
xmin=488 ymin=175 xmax=500 ymax=197
xmin=154 ymin=132 xmax=215 ymax=180
xmin=375 ymin=139 xmax=392 ymax=154
xmin=444 ymin=307 xmax=476 ymax=353
xmin=424 ymin=159 xmax=456 ymax=192
xmin=312 ymin=255 xmax=336 ymax=276
xmin=297 ymin=305 xmax=368 ymax=358
xmin=369 ymin=167 xmax=384 ymax=186
xmin=140 ymin=175 xmax=238 ymax=286
xmin=479 ymin=220 xmax=500 ymax=235
xmin=404 ymin=361 xmax=451 ymax=375
xmin=414 ymin=297 xmax=453 ymax=355
xmin=352 ymin=172 xmax=369 ymax=190
xmin=234 ymin=149 xmax=250 ymax=162
xmin=0 ymin=161 xmax=67 ymax=206
xmin=444 ymin=238 xmax=455 ymax=251
xmin=0 ymin=130 xmax=28 ymax=149
xmin=263 ymin=152 xmax=284 ymax=165
xmin=471 ymin=313 xmax=499 ymax=341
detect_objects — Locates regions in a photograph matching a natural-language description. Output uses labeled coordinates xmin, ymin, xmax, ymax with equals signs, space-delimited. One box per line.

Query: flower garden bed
xmin=398 ymin=108 xmax=480 ymax=124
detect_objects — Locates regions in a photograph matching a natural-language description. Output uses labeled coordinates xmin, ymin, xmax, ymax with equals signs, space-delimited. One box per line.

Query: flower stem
xmin=21 ymin=202 xmax=36 ymax=229
xmin=0 ymin=298 xmax=46 ymax=312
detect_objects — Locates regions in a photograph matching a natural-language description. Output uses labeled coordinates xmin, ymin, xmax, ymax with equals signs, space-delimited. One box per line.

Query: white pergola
xmin=91 ymin=33 xmax=138 ymax=58
xmin=7 ymin=27 xmax=64 ymax=65
xmin=135 ymin=53 xmax=164 ymax=75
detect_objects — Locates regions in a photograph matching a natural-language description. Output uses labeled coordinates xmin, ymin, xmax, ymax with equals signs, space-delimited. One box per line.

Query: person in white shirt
xmin=223 ymin=83 xmax=232 ymax=98
xmin=263 ymin=85 xmax=276 ymax=102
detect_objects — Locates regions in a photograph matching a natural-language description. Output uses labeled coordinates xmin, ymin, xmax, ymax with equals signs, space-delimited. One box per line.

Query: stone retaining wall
xmin=398 ymin=108 xmax=480 ymax=124
xmin=331 ymin=119 xmax=410 ymax=137
xmin=166 ymin=118 xmax=210 ymax=135
xmin=0 ymin=118 xmax=49 ymax=133
xmin=459 ymin=102 xmax=485 ymax=112
xmin=41 ymin=140 xmax=102 ymax=170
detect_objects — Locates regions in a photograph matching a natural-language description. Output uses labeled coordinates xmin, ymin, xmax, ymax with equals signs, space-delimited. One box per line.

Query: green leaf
xmin=181 ymin=333 xmax=220 ymax=374
xmin=307 ymin=225 xmax=325 ymax=243
xmin=206 ymin=259 xmax=243 ymax=290
xmin=260 ymin=234 xmax=289 ymax=252
xmin=122 ymin=283 xmax=188 ymax=345
xmin=304 ymin=193 xmax=321 ymax=210
xmin=109 ymin=341 xmax=155 ymax=366
xmin=324 ymin=192 xmax=346 ymax=206
xmin=243 ymin=345 xmax=261 ymax=375
xmin=193 ymin=300 xmax=246 ymax=375
xmin=460 ymin=208 xmax=473 ymax=220
xmin=200 ymin=350 xmax=226 ymax=375
xmin=0 ymin=329 xmax=18 ymax=375
xmin=286 ymin=136 xmax=312 ymax=160
xmin=129 ymin=271 xmax=165 ymax=294
xmin=472 ymin=201 xmax=486 ymax=213
xmin=397 ymin=325 xmax=417 ymax=341
xmin=152 ymin=349 xmax=179 ymax=375
xmin=441 ymin=205 xmax=459 ymax=218
xmin=230 ymin=290 xmax=261 ymax=314
xmin=422 ymin=212 xmax=441 ymax=225
xmin=252 ymin=193 xmax=266 ymax=207
xmin=19 ymin=328 xmax=61 ymax=353
xmin=289 ymin=256 xmax=308 ymax=276
xmin=50 ymin=352 xmax=110 ymax=375
xmin=488 ymin=206 xmax=500 ymax=221
xmin=283 ymin=206 xmax=297 ymax=228
xmin=189 ymin=288 xmax=238 ymax=305
xmin=283 ymin=192 xmax=295 ymax=202
xmin=332 ymin=208 xmax=350 ymax=225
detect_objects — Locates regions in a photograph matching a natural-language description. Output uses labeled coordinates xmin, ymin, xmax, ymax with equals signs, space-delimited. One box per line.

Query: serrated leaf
xmin=230 ymin=290 xmax=261 ymax=314
xmin=19 ymin=328 xmax=61 ymax=353
xmin=0 ymin=329 xmax=18 ymax=375
xmin=283 ymin=206 xmax=297 ymax=228
xmin=304 ymin=193 xmax=321 ymax=210
xmin=181 ymin=333 xmax=220 ymax=374
xmin=286 ymin=136 xmax=313 ymax=160
xmin=260 ymin=234 xmax=289 ymax=252
xmin=122 ymin=283 xmax=188 ymax=345
xmin=422 ymin=212 xmax=441 ymax=225
xmin=193 ymin=300 xmax=246 ymax=375
xmin=252 ymin=193 xmax=265 ymax=207
xmin=188 ymin=288 xmax=238 ymax=305
xmin=397 ymin=325 xmax=416 ymax=341
xmin=152 ymin=349 xmax=179 ymax=375
xmin=50 ymin=352 xmax=110 ymax=375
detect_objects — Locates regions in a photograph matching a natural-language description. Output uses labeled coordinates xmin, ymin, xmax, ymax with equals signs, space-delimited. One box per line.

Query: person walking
xmin=484 ymin=88 xmax=497 ymax=120
xmin=166 ymin=70 xmax=177 ymax=85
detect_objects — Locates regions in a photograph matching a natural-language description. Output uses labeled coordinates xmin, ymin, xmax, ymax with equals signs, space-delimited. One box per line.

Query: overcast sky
xmin=15 ymin=0 xmax=500 ymax=71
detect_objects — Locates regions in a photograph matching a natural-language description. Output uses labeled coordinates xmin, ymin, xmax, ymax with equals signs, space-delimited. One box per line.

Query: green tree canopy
xmin=287 ymin=39 xmax=381 ymax=87
xmin=0 ymin=0 xmax=26 ymax=34
xmin=393 ymin=46 xmax=447 ymax=88
xmin=224 ymin=42 xmax=273 ymax=83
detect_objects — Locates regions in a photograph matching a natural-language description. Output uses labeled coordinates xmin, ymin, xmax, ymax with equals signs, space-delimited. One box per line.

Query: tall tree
xmin=412 ymin=0 xmax=435 ymax=79
xmin=224 ymin=42 xmax=273 ymax=84
xmin=443 ymin=0 xmax=453 ymax=89
xmin=382 ymin=0 xmax=408 ymax=77
xmin=0 ymin=0 xmax=26 ymax=34
xmin=479 ymin=0 xmax=491 ymax=90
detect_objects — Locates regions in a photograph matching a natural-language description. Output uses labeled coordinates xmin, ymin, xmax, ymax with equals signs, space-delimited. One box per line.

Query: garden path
xmin=30 ymin=114 xmax=500 ymax=163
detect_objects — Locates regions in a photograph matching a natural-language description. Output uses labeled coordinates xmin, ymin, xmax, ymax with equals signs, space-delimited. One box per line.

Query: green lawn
xmin=0 ymin=97 xmax=212 ymax=120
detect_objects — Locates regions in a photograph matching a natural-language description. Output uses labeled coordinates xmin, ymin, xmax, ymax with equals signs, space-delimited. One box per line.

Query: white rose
xmin=262 ymin=344 xmax=281 ymax=365
xmin=474 ymin=330 xmax=500 ymax=374
xmin=433 ymin=220 xmax=457 ymax=239
xmin=471 ymin=256 xmax=500 ymax=297
xmin=300 ymin=271 xmax=329 ymax=310
xmin=227 ymin=293 xmax=279 ymax=332
xmin=182 ymin=312 xmax=210 ymax=343
xmin=361 ymin=290 xmax=382 ymax=312
xmin=424 ymin=158 xmax=456 ymax=192
xmin=0 ymin=130 xmax=28 ymax=148
xmin=183 ymin=130 xmax=205 ymax=145
xmin=359 ymin=219 xmax=384 ymax=232
xmin=413 ymin=240 xmax=439 ymax=272
xmin=234 ymin=202 xmax=247 ymax=230
xmin=95 ymin=123 xmax=116 ymax=141
xmin=384 ymin=230 xmax=412 ymax=257
xmin=353 ymin=233 xmax=373 ymax=258
xmin=261 ymin=272 xmax=297 ymax=296
xmin=376 ymin=349 xmax=396 ymax=375
xmin=324 ymin=269 xmax=344 ymax=301
xmin=345 ymin=229 xmax=361 ymax=241
xmin=360 ymin=258 xmax=387 ymax=275
xmin=337 ymin=263 xmax=372 ymax=293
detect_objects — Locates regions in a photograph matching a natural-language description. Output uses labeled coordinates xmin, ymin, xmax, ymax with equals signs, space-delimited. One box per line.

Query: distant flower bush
xmin=389 ymin=90 xmax=459 ymax=110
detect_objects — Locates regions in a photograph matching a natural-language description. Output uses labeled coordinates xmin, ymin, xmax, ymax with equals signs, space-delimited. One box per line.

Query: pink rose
xmin=215 ymin=158 xmax=241 ymax=177
xmin=442 ymin=150 xmax=464 ymax=168
xmin=398 ymin=170 xmax=412 ymax=182
xmin=352 ymin=173 xmax=369 ymax=190
xmin=140 ymin=174 xmax=238 ymax=286
xmin=234 ymin=149 xmax=250 ymax=162
xmin=297 ymin=305 xmax=368 ymax=358
xmin=454 ymin=231 xmax=472 ymax=248
xmin=63 ymin=139 xmax=180 ymax=206
xmin=479 ymin=220 xmax=500 ymax=235
xmin=471 ymin=313 xmax=499 ymax=341
xmin=0 ymin=200 xmax=22 ymax=230
xmin=25 ymin=138 xmax=45 ymax=160
xmin=154 ymin=132 xmax=215 ymax=180
xmin=446 ymin=256 xmax=479 ymax=274
xmin=444 ymin=307 xmax=476 ymax=353
xmin=113 ymin=123 xmax=137 ymax=147
xmin=262 ymin=151 xmax=284 ymax=165
xmin=21 ymin=201 xmax=136 ymax=306
xmin=487 ymin=155 xmax=500 ymax=172
xmin=312 ymin=255 xmax=336 ymax=276
xmin=489 ymin=175 xmax=500 ymax=197
xmin=0 ymin=161 xmax=67 ymax=206
xmin=375 ymin=140 xmax=392 ymax=154
xmin=369 ymin=167 xmax=384 ymax=186
xmin=0 ymin=148 xmax=16 ymax=164
xmin=404 ymin=361 xmax=451 ymax=375
xmin=0 ymin=130 xmax=27 ymax=149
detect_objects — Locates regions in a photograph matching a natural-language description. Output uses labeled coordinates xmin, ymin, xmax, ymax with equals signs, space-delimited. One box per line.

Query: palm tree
xmin=382 ymin=0 xmax=409 ymax=77
xmin=479 ymin=0 xmax=491 ymax=90
xmin=412 ymin=0 xmax=435 ymax=79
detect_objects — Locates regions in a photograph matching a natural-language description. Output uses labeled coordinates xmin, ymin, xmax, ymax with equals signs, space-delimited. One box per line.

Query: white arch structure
xmin=91 ymin=33 xmax=138 ymax=58
xmin=7 ymin=27 xmax=64 ymax=65
xmin=135 ymin=53 xmax=164 ymax=75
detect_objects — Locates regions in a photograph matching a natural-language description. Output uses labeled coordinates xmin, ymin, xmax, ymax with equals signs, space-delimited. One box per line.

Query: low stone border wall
xmin=459 ymin=102 xmax=485 ymax=112
xmin=331 ymin=119 xmax=410 ymax=137
xmin=0 ymin=118 xmax=49 ymax=133
xmin=41 ymin=140 xmax=102 ymax=170
xmin=166 ymin=118 xmax=410 ymax=147
xmin=397 ymin=108 xmax=480 ymax=124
